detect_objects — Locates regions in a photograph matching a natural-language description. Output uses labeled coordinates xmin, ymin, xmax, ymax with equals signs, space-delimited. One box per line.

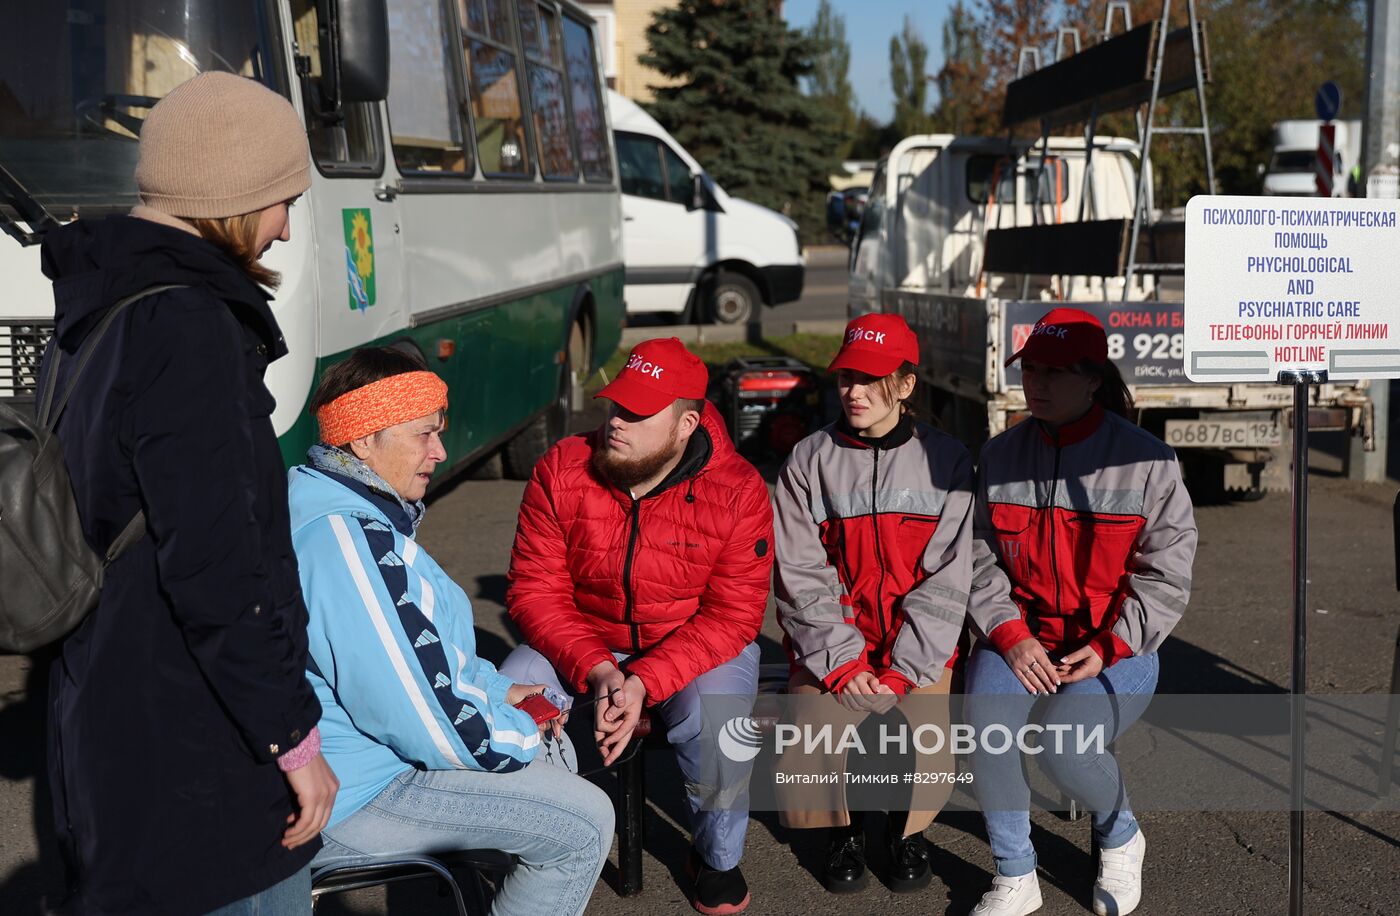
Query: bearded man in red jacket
xmin=500 ymin=337 xmax=773 ymax=915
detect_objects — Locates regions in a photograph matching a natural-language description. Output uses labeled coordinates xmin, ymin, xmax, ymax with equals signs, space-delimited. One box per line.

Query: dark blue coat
xmin=39 ymin=216 xmax=321 ymax=914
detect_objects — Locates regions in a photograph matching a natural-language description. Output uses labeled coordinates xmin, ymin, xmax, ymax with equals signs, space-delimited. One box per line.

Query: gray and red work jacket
xmin=970 ymin=404 xmax=1198 ymax=665
xmin=774 ymin=416 xmax=974 ymax=694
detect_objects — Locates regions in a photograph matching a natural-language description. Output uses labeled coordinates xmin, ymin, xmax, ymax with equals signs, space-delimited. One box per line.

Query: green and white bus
xmin=0 ymin=0 xmax=623 ymax=481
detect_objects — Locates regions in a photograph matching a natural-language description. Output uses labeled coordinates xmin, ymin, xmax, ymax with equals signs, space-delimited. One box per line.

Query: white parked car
xmin=608 ymin=91 xmax=804 ymax=324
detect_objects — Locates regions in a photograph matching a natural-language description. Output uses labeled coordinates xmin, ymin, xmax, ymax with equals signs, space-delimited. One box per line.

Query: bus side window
xmin=290 ymin=0 xmax=383 ymax=173
xmin=560 ymin=14 xmax=613 ymax=182
xmin=461 ymin=0 xmax=532 ymax=177
xmin=385 ymin=0 xmax=472 ymax=175
xmin=518 ymin=1 xmax=577 ymax=179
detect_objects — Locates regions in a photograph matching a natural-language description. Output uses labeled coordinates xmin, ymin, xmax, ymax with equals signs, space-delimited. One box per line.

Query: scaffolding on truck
xmin=980 ymin=0 xmax=1214 ymax=299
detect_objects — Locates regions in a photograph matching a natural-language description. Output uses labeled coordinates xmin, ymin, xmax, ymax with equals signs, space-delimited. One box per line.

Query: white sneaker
xmin=971 ymin=873 xmax=1043 ymax=915
xmin=1093 ymin=828 xmax=1146 ymax=915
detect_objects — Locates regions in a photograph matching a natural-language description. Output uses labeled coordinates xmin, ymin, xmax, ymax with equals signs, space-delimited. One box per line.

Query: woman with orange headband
xmin=287 ymin=347 xmax=614 ymax=916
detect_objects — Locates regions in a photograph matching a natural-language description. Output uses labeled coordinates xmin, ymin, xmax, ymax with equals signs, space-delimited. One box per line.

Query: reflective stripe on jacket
xmin=774 ymin=416 xmax=974 ymax=692
xmin=969 ymin=405 xmax=1197 ymax=665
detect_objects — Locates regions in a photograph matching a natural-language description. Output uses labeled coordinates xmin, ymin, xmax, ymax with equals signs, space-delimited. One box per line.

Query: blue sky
xmin=784 ymin=0 xmax=957 ymax=123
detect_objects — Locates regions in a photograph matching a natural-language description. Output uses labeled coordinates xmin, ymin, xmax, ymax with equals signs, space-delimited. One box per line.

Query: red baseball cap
xmin=828 ymin=313 xmax=920 ymax=377
xmin=595 ymin=337 xmax=709 ymax=416
xmin=1005 ymin=307 xmax=1108 ymax=368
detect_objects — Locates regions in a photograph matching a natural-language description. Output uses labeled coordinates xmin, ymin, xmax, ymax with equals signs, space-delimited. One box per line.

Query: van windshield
xmin=0 ymin=1 xmax=280 ymax=217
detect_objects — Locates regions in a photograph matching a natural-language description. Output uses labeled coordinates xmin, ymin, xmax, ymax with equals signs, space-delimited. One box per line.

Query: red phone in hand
xmin=514 ymin=693 xmax=561 ymax=724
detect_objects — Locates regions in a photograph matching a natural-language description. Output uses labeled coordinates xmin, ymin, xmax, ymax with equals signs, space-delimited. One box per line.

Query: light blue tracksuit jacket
xmin=288 ymin=466 xmax=540 ymax=826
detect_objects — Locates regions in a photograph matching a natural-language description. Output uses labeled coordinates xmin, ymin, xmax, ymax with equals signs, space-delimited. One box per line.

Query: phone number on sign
xmin=1107 ymin=332 xmax=1184 ymax=361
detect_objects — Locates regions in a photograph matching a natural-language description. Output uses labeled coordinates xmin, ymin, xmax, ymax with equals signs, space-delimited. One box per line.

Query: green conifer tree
xmin=641 ymin=0 xmax=841 ymax=244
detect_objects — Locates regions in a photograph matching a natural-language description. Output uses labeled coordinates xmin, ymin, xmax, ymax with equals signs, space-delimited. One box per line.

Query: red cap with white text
xmin=827 ymin=313 xmax=920 ymax=377
xmin=595 ymin=337 xmax=709 ymax=416
xmin=1004 ymin=307 xmax=1109 ymax=368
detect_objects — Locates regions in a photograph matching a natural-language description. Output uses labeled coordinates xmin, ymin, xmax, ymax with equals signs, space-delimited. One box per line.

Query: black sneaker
xmin=821 ymin=829 xmax=868 ymax=893
xmin=687 ymin=847 xmax=751 ymax=915
xmin=887 ymin=829 xmax=932 ymax=893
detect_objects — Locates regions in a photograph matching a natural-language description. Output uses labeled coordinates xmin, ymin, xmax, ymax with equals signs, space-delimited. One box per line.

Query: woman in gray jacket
xmin=966 ymin=307 xmax=1197 ymax=916
xmin=774 ymin=313 xmax=974 ymax=897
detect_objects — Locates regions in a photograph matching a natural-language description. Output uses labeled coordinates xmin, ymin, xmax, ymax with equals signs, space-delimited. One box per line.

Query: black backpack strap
xmin=37 ymin=283 xmax=186 ymax=565
xmin=39 ymin=284 xmax=187 ymax=430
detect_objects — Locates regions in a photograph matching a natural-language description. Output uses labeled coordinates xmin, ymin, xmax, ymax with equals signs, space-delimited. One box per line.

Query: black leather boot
xmin=886 ymin=820 xmax=932 ymax=893
xmin=821 ymin=826 xmax=868 ymax=893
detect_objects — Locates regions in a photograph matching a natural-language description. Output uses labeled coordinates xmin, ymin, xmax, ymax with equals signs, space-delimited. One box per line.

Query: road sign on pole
xmin=1317 ymin=123 xmax=1337 ymax=197
xmin=1315 ymin=79 xmax=1342 ymax=122
xmin=1184 ymin=196 xmax=1400 ymax=382
xmin=1185 ymin=193 xmax=1400 ymax=916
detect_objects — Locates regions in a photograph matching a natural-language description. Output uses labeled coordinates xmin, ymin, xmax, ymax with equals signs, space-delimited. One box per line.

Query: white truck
xmin=849 ymin=132 xmax=1372 ymax=495
xmin=1262 ymin=119 xmax=1361 ymax=197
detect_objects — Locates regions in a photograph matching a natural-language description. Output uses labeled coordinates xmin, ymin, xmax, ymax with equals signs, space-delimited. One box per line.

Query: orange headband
xmin=316 ymin=371 xmax=449 ymax=445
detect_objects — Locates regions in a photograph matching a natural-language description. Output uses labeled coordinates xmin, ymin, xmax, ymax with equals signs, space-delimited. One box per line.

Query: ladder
xmin=997 ymin=0 xmax=1215 ymax=299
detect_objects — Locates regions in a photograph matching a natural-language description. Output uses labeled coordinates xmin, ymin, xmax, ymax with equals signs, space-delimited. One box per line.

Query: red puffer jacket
xmin=507 ymin=403 xmax=773 ymax=703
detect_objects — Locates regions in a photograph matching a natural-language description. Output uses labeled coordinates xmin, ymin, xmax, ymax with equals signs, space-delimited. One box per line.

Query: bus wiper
xmin=0 ymin=162 xmax=60 ymax=247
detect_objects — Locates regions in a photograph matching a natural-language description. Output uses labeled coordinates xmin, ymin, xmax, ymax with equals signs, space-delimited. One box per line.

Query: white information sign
xmin=1183 ymin=196 xmax=1400 ymax=382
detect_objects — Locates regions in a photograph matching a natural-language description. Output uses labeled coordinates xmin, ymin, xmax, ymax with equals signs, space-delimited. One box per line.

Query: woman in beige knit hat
xmin=38 ymin=71 xmax=335 ymax=915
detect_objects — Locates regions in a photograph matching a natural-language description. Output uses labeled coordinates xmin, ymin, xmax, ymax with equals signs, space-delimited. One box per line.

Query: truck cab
xmin=1262 ymin=119 xmax=1361 ymax=197
xmin=850 ymin=134 xmax=1147 ymax=315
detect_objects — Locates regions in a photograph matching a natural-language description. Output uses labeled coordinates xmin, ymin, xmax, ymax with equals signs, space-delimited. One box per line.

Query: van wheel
xmin=502 ymin=324 xmax=579 ymax=479
xmin=708 ymin=271 xmax=759 ymax=324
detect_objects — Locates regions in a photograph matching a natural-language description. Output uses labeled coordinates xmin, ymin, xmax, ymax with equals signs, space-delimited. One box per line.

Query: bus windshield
xmin=0 ymin=1 xmax=279 ymax=216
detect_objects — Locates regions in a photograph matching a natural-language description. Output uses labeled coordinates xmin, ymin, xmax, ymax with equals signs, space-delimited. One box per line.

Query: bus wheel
xmin=708 ymin=270 xmax=759 ymax=325
xmin=502 ymin=323 xmax=579 ymax=480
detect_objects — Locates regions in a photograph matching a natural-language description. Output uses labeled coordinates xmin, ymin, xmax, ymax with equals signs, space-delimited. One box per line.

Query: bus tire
xmin=708 ymin=270 xmax=759 ymax=325
xmin=464 ymin=450 xmax=503 ymax=480
xmin=502 ymin=326 xmax=577 ymax=480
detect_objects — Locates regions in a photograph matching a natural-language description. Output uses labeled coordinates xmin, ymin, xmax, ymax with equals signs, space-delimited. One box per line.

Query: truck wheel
xmin=502 ymin=323 xmax=580 ymax=480
xmin=708 ymin=271 xmax=759 ymax=325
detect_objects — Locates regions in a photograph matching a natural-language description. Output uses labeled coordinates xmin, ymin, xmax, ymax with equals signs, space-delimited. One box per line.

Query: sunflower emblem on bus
xmin=342 ymin=208 xmax=376 ymax=310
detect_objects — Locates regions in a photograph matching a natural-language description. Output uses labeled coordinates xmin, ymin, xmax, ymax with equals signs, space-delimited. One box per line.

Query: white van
xmin=607 ymin=91 xmax=804 ymax=324
xmin=1262 ymin=119 xmax=1360 ymax=197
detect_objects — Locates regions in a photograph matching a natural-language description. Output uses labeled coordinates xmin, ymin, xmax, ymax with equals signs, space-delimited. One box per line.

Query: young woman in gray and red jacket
xmin=965 ymin=307 xmax=1198 ymax=916
xmin=773 ymin=314 xmax=974 ymax=896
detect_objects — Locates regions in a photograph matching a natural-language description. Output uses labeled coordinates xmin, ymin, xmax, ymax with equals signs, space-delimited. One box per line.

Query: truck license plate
xmin=1163 ymin=419 xmax=1282 ymax=448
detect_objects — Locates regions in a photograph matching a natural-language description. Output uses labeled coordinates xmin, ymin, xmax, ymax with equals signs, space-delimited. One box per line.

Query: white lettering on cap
xmin=1030 ymin=324 xmax=1069 ymax=339
xmin=846 ymin=327 xmax=887 ymax=345
xmin=626 ymin=353 xmax=665 ymax=379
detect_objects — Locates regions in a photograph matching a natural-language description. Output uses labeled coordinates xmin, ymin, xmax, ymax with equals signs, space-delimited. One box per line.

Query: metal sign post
xmin=1277 ymin=366 xmax=1324 ymax=914
xmin=1184 ymin=195 xmax=1400 ymax=916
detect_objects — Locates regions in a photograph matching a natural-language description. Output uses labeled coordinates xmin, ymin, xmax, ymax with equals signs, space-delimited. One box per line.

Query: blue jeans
xmin=204 ymin=867 xmax=310 ymax=916
xmin=965 ymin=642 xmax=1159 ymax=878
xmin=311 ymin=761 xmax=613 ymax=916
xmin=500 ymin=641 xmax=760 ymax=872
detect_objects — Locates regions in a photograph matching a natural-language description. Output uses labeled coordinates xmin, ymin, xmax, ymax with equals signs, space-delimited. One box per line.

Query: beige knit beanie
xmin=136 ymin=72 xmax=311 ymax=219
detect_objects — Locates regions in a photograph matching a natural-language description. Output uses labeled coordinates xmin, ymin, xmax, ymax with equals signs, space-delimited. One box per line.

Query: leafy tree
xmin=806 ymin=0 xmax=858 ymax=159
xmin=890 ymin=16 xmax=936 ymax=138
xmin=932 ymin=0 xmax=997 ymax=134
xmin=976 ymin=0 xmax=1070 ymax=130
xmin=641 ymin=0 xmax=841 ymax=244
xmin=952 ymin=0 xmax=1364 ymax=204
xmin=849 ymin=110 xmax=903 ymax=160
